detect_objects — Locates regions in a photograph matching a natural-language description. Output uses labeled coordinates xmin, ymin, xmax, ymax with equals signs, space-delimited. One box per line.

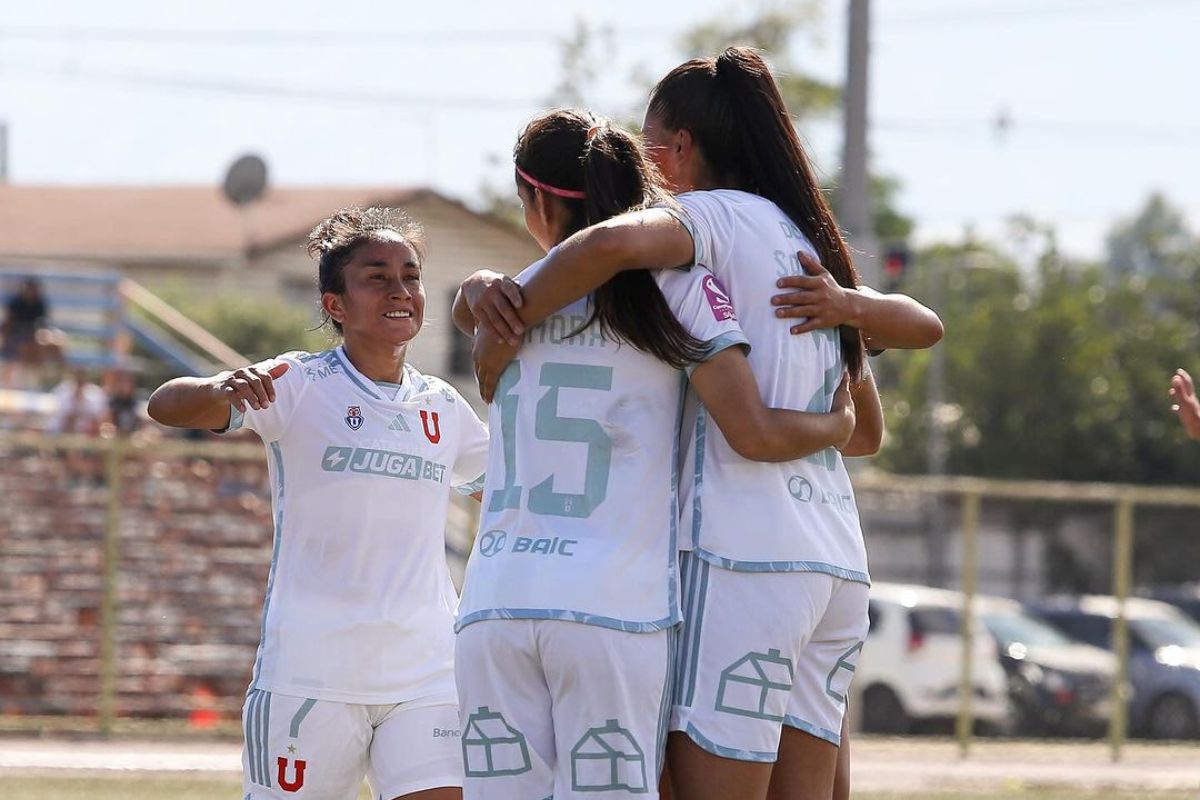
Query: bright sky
xmin=2 ymin=0 xmax=1197 ymax=260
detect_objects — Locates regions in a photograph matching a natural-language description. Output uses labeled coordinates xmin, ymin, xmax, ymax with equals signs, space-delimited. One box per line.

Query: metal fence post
xmin=1108 ymin=497 xmax=1134 ymax=762
xmin=98 ymin=435 xmax=125 ymax=736
xmin=956 ymin=491 xmax=981 ymax=758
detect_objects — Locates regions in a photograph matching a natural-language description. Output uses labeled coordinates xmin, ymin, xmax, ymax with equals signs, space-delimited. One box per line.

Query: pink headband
xmin=515 ymin=165 xmax=586 ymax=200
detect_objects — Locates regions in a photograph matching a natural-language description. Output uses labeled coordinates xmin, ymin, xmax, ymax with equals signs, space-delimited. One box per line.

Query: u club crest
xmin=345 ymin=405 xmax=364 ymax=431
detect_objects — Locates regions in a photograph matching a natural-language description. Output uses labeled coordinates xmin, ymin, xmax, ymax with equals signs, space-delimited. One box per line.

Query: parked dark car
xmin=978 ymin=596 xmax=1114 ymax=736
xmin=1030 ymin=595 xmax=1200 ymax=739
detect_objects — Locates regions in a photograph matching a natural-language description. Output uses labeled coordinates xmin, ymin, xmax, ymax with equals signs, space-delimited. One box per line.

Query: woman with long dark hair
xmin=452 ymin=108 xmax=865 ymax=800
xmin=461 ymin=50 xmax=942 ymax=800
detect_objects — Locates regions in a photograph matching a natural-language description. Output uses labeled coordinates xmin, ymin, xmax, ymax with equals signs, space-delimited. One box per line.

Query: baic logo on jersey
xmin=344 ymin=405 xmax=364 ymax=431
xmin=702 ymin=274 xmax=736 ymax=322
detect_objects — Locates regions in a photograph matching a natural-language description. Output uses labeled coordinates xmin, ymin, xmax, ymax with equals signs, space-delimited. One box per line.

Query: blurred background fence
xmin=0 ymin=430 xmax=477 ymax=732
xmin=3 ymin=428 xmax=1196 ymax=761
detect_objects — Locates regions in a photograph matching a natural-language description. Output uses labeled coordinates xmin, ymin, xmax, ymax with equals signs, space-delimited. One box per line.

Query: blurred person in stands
xmin=48 ymin=368 xmax=109 ymax=487
xmin=1170 ymin=368 xmax=1200 ymax=440
xmin=105 ymin=368 xmax=141 ymax=435
xmin=2 ymin=278 xmax=48 ymax=388
xmin=49 ymin=368 xmax=108 ymax=436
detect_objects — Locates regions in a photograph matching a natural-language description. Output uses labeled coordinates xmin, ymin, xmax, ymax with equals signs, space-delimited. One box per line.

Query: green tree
xmin=1106 ymin=193 xmax=1198 ymax=281
xmin=877 ymin=203 xmax=1200 ymax=485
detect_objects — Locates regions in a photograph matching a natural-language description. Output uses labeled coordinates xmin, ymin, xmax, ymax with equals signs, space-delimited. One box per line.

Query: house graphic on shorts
xmin=570 ymin=718 xmax=648 ymax=793
xmin=715 ymin=648 xmax=795 ymax=721
xmin=461 ymin=706 xmax=531 ymax=777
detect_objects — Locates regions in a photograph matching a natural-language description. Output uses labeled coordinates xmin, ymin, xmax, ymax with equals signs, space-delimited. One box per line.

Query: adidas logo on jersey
xmin=389 ymin=413 xmax=411 ymax=432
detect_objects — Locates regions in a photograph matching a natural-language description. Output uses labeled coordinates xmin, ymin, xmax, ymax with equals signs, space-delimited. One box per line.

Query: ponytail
xmin=514 ymin=110 xmax=709 ymax=370
xmin=650 ymin=47 xmax=865 ymax=380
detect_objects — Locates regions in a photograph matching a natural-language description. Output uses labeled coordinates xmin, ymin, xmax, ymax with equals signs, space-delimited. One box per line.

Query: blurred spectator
xmin=48 ymin=369 xmax=108 ymax=436
xmin=105 ymin=368 xmax=142 ymax=435
xmin=1169 ymin=368 xmax=1200 ymax=441
xmin=1 ymin=278 xmax=48 ymax=387
xmin=0 ymin=278 xmax=67 ymax=390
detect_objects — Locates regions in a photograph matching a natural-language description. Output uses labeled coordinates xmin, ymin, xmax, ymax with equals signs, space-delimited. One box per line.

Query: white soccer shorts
xmin=670 ymin=552 xmax=869 ymax=761
xmin=455 ymin=619 xmax=677 ymax=800
xmin=241 ymin=689 xmax=463 ymax=799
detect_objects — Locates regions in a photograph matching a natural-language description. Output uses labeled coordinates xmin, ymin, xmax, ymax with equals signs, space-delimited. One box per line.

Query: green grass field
xmin=0 ymin=775 xmax=1193 ymax=800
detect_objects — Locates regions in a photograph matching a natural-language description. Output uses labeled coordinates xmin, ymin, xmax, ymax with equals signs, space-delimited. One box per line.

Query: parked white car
xmin=854 ymin=582 xmax=1010 ymax=733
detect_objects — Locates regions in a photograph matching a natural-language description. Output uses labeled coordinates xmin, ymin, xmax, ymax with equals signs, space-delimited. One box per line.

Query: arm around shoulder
xmin=689 ymin=348 xmax=854 ymax=462
xmin=853 ymin=287 xmax=944 ymax=351
xmin=840 ymin=369 xmax=884 ymax=457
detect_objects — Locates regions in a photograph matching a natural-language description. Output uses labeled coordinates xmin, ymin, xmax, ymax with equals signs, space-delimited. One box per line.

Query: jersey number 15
xmin=489 ymin=362 xmax=614 ymax=519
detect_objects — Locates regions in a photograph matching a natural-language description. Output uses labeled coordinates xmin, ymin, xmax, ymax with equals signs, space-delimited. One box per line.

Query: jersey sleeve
xmin=654 ymin=266 xmax=750 ymax=375
xmin=663 ymin=192 xmax=738 ymax=271
xmin=449 ymin=390 xmax=489 ymax=495
xmin=221 ymin=354 xmax=305 ymax=442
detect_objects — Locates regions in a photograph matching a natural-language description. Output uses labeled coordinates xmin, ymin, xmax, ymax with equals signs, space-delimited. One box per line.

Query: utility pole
xmin=0 ymin=122 xmax=9 ymax=183
xmin=842 ymin=0 xmax=877 ymax=287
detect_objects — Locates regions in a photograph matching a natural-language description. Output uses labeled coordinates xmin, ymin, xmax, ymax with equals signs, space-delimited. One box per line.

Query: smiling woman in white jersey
xmin=463 ymin=51 xmax=944 ymax=800
xmin=147 ymin=207 xmax=488 ymax=800
xmin=451 ymin=109 xmax=863 ymax=800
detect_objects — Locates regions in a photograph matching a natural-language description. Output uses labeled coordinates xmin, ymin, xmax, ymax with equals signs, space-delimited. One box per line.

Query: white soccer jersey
xmin=227 ymin=346 xmax=488 ymax=704
xmin=456 ymin=262 xmax=748 ymax=632
xmin=673 ymin=190 xmax=869 ymax=585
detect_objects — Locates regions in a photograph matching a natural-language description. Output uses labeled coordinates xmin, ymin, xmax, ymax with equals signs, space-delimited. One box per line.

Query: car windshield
xmin=1131 ymin=615 xmax=1200 ymax=649
xmin=983 ymin=611 xmax=1075 ymax=648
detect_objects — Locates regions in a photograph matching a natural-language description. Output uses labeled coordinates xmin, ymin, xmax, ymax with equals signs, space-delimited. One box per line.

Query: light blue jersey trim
xmin=685 ymin=332 xmax=752 ymax=377
xmin=682 ymin=723 xmax=776 ymax=763
xmin=331 ymin=348 xmax=382 ymax=401
xmin=681 ymin=555 xmax=711 ymax=708
xmin=692 ymin=548 xmax=871 ymax=586
xmin=660 ymin=207 xmax=704 ymax=268
xmin=373 ymin=380 xmax=404 ymax=401
xmin=224 ymin=405 xmax=245 ymax=433
xmin=455 ymin=608 xmax=676 ymax=634
xmin=783 ymin=714 xmax=842 ymax=747
xmin=252 ymin=443 xmax=287 ymax=686
xmin=453 ymin=473 xmax=487 ymax=496
xmin=690 ymin=411 xmax=707 ymax=551
xmin=667 ymin=373 xmax=687 ymax=628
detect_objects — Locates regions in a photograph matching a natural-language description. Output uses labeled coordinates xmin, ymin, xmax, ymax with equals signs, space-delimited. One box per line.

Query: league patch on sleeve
xmin=702 ymin=274 xmax=736 ymax=322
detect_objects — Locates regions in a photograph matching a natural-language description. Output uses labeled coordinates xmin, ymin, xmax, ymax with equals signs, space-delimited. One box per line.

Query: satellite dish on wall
xmin=223 ymin=154 xmax=268 ymax=207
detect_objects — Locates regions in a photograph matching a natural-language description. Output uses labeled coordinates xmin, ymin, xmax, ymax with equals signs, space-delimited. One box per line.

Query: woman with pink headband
xmin=451 ymin=108 xmax=875 ymax=800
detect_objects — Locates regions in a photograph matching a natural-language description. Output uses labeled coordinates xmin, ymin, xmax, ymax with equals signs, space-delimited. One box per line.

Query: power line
xmin=885 ymin=0 xmax=1195 ymax=27
xmin=0 ymin=61 xmax=544 ymax=111
xmin=0 ymin=24 xmax=660 ymax=47
xmin=0 ymin=1 xmax=1192 ymax=48
xmin=5 ymin=59 xmax=1198 ymax=144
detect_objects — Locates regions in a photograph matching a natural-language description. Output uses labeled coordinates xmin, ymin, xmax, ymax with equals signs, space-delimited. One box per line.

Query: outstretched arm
xmin=689 ymin=347 xmax=855 ymax=462
xmin=772 ymin=251 xmax=944 ymax=350
xmin=148 ymin=361 xmax=289 ymax=430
